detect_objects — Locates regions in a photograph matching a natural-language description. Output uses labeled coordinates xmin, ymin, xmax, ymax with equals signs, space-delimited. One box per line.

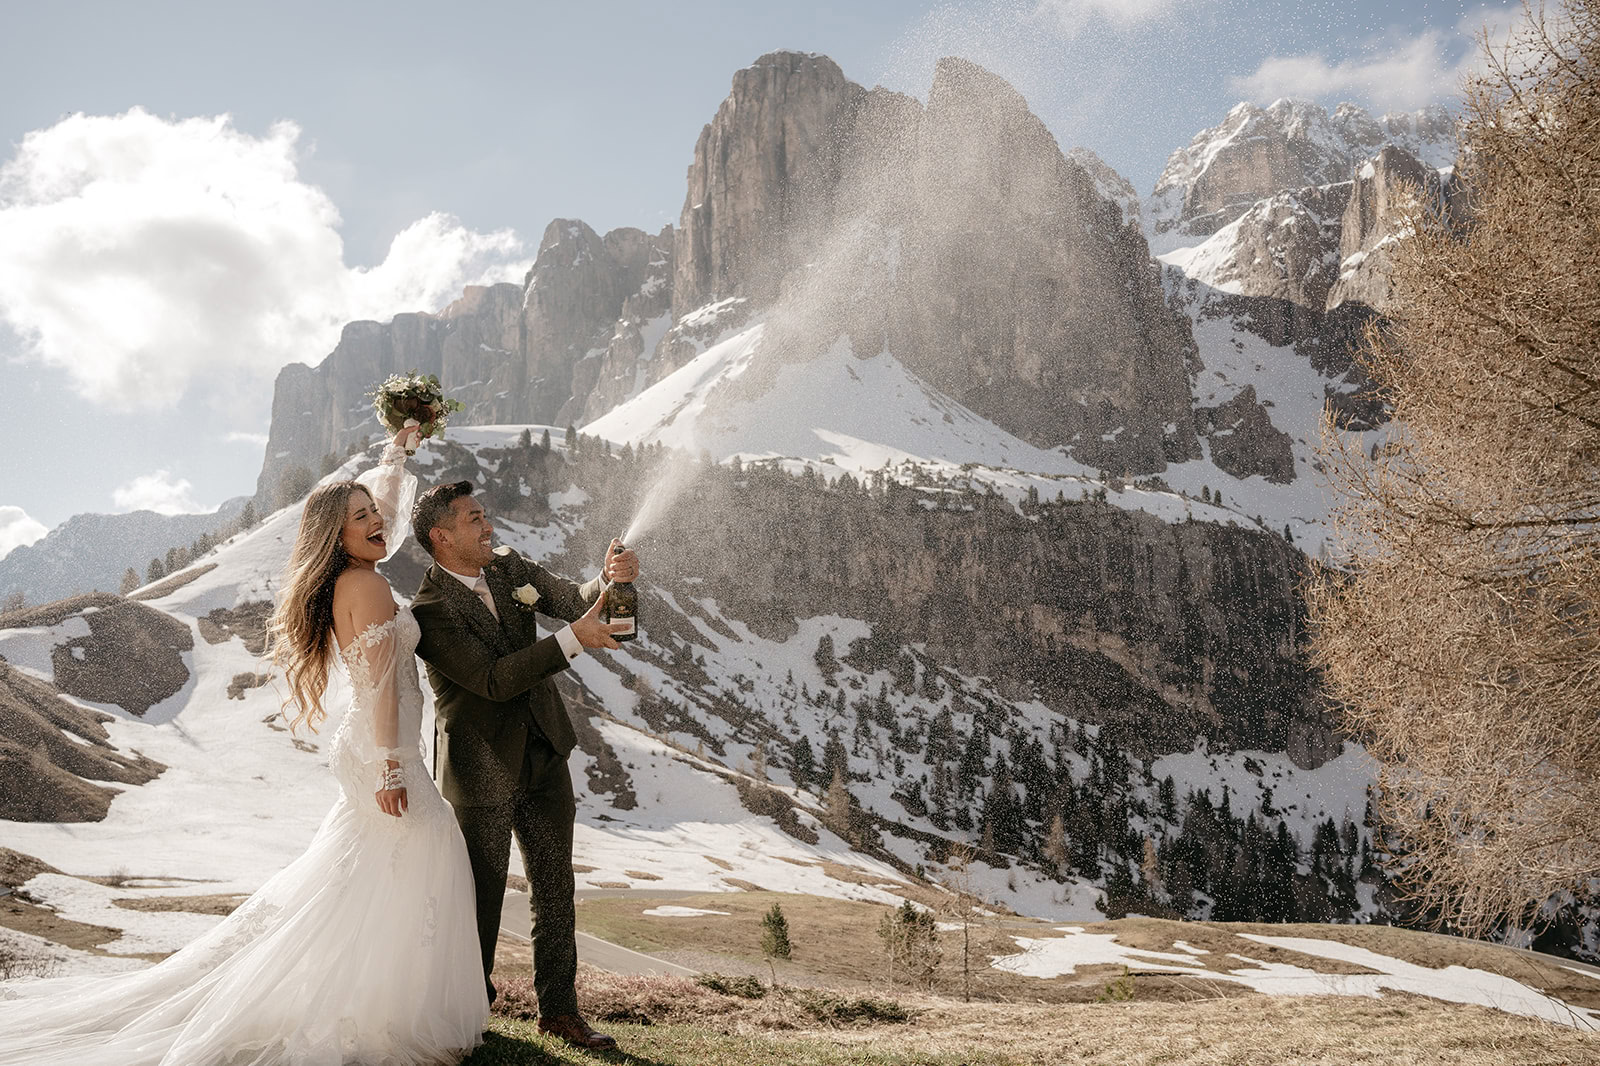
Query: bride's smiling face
xmin=340 ymin=488 xmax=387 ymax=565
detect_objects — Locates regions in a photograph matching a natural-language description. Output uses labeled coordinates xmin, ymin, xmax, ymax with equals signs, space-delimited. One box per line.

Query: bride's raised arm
xmin=354 ymin=426 xmax=421 ymax=562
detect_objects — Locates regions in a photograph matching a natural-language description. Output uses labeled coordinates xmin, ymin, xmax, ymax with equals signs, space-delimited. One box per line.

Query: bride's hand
xmin=394 ymin=422 xmax=422 ymax=454
xmin=376 ymin=760 xmax=408 ymax=817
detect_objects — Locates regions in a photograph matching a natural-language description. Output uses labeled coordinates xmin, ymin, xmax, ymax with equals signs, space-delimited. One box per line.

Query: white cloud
xmin=1230 ymin=5 xmax=1525 ymax=112
xmin=0 ymin=505 xmax=49 ymax=558
xmin=224 ymin=431 xmax=270 ymax=447
xmin=0 ymin=109 xmax=531 ymax=410
xmin=111 ymin=470 xmax=209 ymax=515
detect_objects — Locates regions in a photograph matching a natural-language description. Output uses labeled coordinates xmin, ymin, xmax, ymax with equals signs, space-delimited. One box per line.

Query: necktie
xmin=473 ymin=576 xmax=499 ymax=621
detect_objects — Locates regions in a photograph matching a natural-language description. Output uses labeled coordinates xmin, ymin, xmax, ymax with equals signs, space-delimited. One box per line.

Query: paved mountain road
xmin=500 ymin=889 xmax=698 ymax=977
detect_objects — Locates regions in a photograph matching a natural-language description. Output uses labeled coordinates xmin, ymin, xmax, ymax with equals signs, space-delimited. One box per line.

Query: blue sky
xmin=0 ymin=0 xmax=1513 ymax=545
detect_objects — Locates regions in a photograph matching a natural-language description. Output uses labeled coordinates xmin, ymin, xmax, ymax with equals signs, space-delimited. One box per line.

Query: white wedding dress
xmin=0 ymin=448 xmax=488 ymax=1065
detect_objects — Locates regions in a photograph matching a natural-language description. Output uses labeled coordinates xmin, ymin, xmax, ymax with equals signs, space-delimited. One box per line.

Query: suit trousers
xmin=450 ymin=736 xmax=578 ymax=1017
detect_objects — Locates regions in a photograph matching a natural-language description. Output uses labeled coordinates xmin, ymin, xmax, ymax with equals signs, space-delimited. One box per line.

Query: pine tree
xmin=814 ymin=634 xmax=838 ymax=679
xmin=119 ymin=567 xmax=141 ymax=595
xmin=564 ymin=424 xmax=577 ymax=451
xmin=540 ymin=427 xmax=552 ymax=452
xmin=877 ymin=900 xmax=940 ymax=990
xmin=791 ymin=735 xmax=817 ymax=788
xmin=760 ymin=901 xmax=793 ymax=986
xmin=146 ymin=557 xmax=166 ymax=583
xmin=519 ymin=427 xmax=533 ymax=450
xmin=1158 ymin=775 xmax=1178 ymax=822
xmin=237 ymin=500 xmax=258 ymax=530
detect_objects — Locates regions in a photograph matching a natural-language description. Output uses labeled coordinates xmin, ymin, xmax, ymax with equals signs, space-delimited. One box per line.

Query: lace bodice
xmin=328 ymin=609 xmax=429 ymax=802
xmin=322 ymin=439 xmax=427 ymax=802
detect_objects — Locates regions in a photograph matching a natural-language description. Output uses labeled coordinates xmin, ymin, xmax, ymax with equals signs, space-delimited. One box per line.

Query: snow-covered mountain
xmin=1147 ymin=98 xmax=1457 ymax=250
xmin=0 ymin=499 xmax=247 ymax=605
xmin=20 ymin=51 xmax=1595 ymax=980
xmin=0 ymin=427 xmax=1384 ymax=960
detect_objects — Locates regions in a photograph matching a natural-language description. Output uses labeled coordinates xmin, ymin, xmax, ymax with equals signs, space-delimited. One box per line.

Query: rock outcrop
xmin=1164 ymin=184 xmax=1349 ymax=311
xmin=1326 ymin=146 xmax=1443 ymax=312
xmin=884 ymin=58 xmax=1199 ymax=473
xmin=541 ymin=454 xmax=1332 ymax=764
xmin=673 ymin=52 xmax=865 ymax=318
xmin=1194 ymin=385 xmax=1296 ymax=483
xmin=1151 ymin=99 xmax=1455 ymax=242
xmin=0 ymin=662 xmax=164 ymax=821
xmin=255 ymin=227 xmax=673 ymax=500
xmin=258 ymin=50 xmax=1209 ymax=496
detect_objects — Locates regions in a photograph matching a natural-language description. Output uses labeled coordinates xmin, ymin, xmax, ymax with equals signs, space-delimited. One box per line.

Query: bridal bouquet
xmin=369 ymin=372 xmax=465 ymax=454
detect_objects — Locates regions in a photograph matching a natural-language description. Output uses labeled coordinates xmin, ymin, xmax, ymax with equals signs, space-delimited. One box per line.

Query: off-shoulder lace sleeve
xmin=355 ymin=441 xmax=418 ymax=562
xmin=341 ymin=618 xmax=406 ymax=764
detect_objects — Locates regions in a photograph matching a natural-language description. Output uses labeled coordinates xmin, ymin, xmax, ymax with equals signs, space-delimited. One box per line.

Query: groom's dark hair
xmin=412 ymin=481 xmax=475 ymax=558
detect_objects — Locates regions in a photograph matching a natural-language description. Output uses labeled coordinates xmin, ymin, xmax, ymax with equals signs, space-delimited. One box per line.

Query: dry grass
xmin=466 ymin=971 xmax=1600 ymax=1065
xmin=0 ymin=888 xmax=156 ymax=960
xmin=573 ymin=892 xmax=1600 ymax=1010
xmin=129 ymin=563 xmax=216 ymax=601
xmin=112 ymin=893 xmax=246 ymax=916
xmin=195 ymin=600 xmax=271 ymax=655
xmin=576 ymin=890 xmax=1049 ymax=999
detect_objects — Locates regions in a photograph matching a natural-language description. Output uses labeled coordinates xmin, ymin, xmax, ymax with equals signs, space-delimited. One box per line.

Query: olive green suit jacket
xmin=411 ymin=550 xmax=603 ymax=807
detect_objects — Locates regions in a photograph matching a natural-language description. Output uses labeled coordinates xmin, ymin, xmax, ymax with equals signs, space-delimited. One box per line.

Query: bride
xmin=0 ymin=426 xmax=489 ymax=1065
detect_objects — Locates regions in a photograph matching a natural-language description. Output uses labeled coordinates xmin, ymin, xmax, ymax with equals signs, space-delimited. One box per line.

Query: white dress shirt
xmin=438 ymin=564 xmax=583 ymax=663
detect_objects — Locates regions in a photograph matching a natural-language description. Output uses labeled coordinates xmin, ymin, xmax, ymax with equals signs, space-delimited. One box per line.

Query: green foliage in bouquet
xmin=369 ymin=371 xmax=465 ymax=441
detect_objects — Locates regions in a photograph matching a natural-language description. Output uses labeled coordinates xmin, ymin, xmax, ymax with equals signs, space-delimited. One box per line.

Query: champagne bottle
xmin=604 ymin=541 xmax=637 ymax=642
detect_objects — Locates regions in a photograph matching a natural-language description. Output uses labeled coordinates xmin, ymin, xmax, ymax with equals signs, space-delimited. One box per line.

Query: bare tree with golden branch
xmin=1309 ymin=0 xmax=1600 ymax=936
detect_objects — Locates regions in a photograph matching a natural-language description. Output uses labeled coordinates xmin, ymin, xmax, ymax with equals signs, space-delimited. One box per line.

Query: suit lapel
xmin=429 ymin=563 xmax=511 ymax=653
xmin=484 ymin=562 xmax=532 ymax=644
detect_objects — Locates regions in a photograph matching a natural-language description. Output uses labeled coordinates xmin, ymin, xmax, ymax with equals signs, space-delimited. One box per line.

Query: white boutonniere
xmin=512 ymin=583 xmax=539 ymax=608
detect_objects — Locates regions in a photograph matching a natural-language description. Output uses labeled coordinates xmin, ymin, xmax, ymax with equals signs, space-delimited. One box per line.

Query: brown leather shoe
xmin=538 ymin=1014 xmax=617 ymax=1051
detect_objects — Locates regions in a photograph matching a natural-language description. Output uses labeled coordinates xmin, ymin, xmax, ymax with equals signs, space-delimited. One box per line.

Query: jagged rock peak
xmin=1066 ymin=147 xmax=1141 ymax=227
xmin=672 ymin=50 xmax=865 ymax=318
xmin=1326 ymin=144 xmax=1443 ymax=313
xmin=1150 ymin=98 xmax=1457 ymax=240
xmin=927 ymin=55 xmax=1031 ymax=115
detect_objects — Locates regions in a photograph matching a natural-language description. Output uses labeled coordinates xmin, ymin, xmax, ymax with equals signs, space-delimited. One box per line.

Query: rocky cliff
xmin=258 ymin=50 xmax=1216 ymax=495
xmin=255 ymin=223 xmax=672 ymax=499
xmin=672 ymin=52 xmax=864 ymax=318
xmin=538 ymin=449 xmax=1333 ymax=768
xmin=884 ymin=59 xmax=1200 ymax=474
xmin=1326 ymin=146 xmax=1449 ymax=312
xmin=1149 ymin=99 xmax=1456 ymax=243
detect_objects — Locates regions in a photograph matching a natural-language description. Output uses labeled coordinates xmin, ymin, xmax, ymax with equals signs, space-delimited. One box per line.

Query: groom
xmin=409 ymin=480 xmax=636 ymax=1051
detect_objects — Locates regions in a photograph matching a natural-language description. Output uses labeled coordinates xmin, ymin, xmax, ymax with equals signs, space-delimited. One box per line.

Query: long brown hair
xmin=267 ymin=480 xmax=375 ymax=734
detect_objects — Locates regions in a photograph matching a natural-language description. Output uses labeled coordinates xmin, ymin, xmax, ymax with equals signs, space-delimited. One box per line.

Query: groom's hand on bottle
xmin=572 ymin=589 xmax=629 ymax=650
xmin=603 ymin=538 xmax=640 ymax=583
